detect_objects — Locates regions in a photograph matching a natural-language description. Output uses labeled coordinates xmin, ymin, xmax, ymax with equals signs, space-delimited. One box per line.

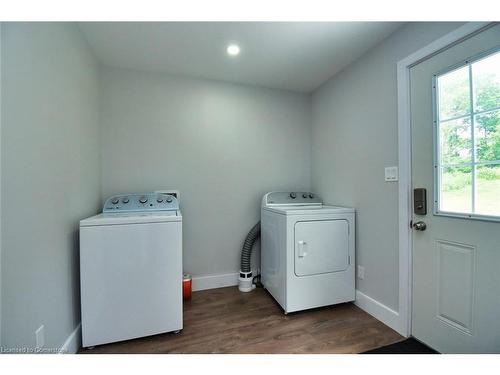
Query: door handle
xmin=298 ymin=240 xmax=308 ymax=257
xmin=412 ymin=221 xmax=427 ymax=231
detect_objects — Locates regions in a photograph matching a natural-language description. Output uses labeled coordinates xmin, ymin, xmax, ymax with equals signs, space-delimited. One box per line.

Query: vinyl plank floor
xmin=80 ymin=286 xmax=403 ymax=354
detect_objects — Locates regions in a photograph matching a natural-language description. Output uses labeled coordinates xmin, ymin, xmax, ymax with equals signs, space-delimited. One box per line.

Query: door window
xmin=434 ymin=49 xmax=500 ymax=220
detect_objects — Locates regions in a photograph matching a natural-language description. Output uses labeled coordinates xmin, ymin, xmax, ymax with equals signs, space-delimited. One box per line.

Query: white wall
xmin=101 ymin=67 xmax=311 ymax=278
xmin=311 ymin=22 xmax=464 ymax=311
xmin=1 ymin=23 xmax=101 ymax=351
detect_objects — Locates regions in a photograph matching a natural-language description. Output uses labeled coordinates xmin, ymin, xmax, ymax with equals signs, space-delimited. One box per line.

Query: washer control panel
xmin=103 ymin=192 xmax=179 ymax=212
xmin=262 ymin=192 xmax=322 ymax=207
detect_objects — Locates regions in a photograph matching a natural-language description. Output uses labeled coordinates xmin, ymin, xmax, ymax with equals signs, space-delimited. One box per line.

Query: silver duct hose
xmin=240 ymin=222 xmax=260 ymax=273
xmin=238 ymin=222 xmax=260 ymax=292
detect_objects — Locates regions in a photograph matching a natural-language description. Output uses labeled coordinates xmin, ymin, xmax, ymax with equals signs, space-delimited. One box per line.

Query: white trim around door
xmin=396 ymin=22 xmax=493 ymax=337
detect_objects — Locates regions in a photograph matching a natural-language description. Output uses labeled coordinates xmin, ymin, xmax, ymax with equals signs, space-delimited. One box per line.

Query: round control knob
xmin=309 ymin=194 xmax=314 ymax=199
xmin=122 ymin=197 xmax=129 ymax=204
xmin=157 ymin=197 xmax=164 ymax=203
xmin=139 ymin=196 xmax=148 ymax=204
xmin=290 ymin=192 xmax=297 ymax=199
xmin=111 ymin=198 xmax=119 ymax=204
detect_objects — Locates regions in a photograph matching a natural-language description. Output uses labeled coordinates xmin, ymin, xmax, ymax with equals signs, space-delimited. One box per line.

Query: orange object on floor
xmin=183 ymin=273 xmax=192 ymax=300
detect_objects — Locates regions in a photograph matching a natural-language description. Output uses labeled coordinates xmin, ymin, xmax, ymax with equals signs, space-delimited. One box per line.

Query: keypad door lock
xmin=413 ymin=188 xmax=427 ymax=215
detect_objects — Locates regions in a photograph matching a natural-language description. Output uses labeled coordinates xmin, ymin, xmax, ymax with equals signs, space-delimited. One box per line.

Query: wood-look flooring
xmin=80 ymin=286 xmax=403 ymax=354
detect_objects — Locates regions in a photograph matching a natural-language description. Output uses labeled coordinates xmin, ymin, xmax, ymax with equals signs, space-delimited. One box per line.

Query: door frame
xmin=396 ymin=22 xmax=493 ymax=337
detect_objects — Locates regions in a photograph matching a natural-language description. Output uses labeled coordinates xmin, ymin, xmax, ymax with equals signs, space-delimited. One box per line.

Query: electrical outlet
xmin=357 ymin=265 xmax=365 ymax=280
xmin=35 ymin=325 xmax=45 ymax=349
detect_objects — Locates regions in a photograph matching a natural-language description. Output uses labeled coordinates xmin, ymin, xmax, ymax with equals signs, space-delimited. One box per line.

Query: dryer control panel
xmin=262 ymin=192 xmax=322 ymax=207
xmin=103 ymin=192 xmax=179 ymax=212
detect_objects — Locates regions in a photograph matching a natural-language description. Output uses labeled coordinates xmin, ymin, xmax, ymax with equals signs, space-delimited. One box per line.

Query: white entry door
xmin=410 ymin=24 xmax=500 ymax=353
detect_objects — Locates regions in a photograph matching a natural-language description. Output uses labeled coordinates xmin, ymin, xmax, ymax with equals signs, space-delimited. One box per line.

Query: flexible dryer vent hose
xmin=238 ymin=222 xmax=260 ymax=292
xmin=240 ymin=221 xmax=261 ymax=273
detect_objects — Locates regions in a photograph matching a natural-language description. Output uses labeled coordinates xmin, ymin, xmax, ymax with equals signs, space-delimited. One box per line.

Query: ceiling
xmin=79 ymin=22 xmax=404 ymax=93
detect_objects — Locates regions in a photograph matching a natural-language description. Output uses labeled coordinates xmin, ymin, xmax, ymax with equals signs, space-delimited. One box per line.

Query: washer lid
xmin=263 ymin=205 xmax=354 ymax=215
xmin=80 ymin=211 xmax=182 ymax=227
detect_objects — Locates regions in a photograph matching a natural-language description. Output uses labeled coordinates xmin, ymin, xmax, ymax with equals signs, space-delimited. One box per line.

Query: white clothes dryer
xmin=261 ymin=192 xmax=355 ymax=313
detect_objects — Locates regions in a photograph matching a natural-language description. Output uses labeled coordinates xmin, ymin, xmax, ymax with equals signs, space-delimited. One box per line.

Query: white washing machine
xmin=79 ymin=192 xmax=182 ymax=347
xmin=261 ymin=192 xmax=355 ymax=313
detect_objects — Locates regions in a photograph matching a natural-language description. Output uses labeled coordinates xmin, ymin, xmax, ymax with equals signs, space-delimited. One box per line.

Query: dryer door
xmin=294 ymin=220 xmax=349 ymax=277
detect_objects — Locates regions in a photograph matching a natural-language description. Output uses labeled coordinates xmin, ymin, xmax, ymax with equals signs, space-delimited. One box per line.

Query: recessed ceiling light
xmin=226 ymin=44 xmax=240 ymax=56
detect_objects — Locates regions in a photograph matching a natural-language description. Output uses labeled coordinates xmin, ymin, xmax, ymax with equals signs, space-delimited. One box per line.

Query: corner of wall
xmin=305 ymin=91 xmax=314 ymax=191
xmin=58 ymin=324 xmax=81 ymax=354
xmin=354 ymin=290 xmax=403 ymax=335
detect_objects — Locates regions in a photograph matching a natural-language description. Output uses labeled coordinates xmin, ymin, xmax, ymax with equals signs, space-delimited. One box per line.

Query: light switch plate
xmin=385 ymin=166 xmax=398 ymax=182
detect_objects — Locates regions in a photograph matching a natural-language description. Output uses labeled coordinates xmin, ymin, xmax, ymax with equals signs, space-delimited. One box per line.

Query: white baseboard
xmin=192 ymin=272 xmax=239 ymax=292
xmin=59 ymin=323 xmax=81 ymax=354
xmin=355 ymin=290 xmax=402 ymax=334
